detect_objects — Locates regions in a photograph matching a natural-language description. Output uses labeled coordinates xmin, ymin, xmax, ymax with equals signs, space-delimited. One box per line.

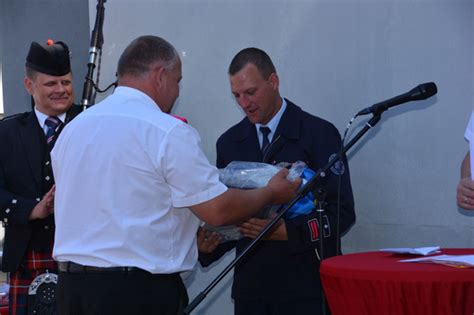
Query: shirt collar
xmin=114 ymin=86 xmax=163 ymax=112
xmin=34 ymin=107 xmax=66 ymax=129
xmin=255 ymin=98 xmax=287 ymax=138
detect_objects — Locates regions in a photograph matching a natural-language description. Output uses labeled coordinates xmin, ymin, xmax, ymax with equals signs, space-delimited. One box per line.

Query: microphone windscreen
xmin=419 ymin=82 xmax=438 ymax=99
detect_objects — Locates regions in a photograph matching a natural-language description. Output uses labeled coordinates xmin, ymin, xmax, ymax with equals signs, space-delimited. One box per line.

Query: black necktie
xmin=260 ymin=126 xmax=271 ymax=155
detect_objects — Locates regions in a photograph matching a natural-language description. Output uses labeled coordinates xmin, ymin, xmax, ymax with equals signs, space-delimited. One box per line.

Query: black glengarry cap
xmin=25 ymin=40 xmax=71 ymax=76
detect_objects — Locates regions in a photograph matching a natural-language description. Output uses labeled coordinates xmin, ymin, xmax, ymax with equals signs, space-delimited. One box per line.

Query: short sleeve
xmin=161 ymin=123 xmax=227 ymax=208
xmin=464 ymin=111 xmax=474 ymax=143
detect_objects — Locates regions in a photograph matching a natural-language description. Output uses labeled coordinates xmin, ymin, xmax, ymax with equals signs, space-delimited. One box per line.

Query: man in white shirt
xmin=52 ymin=35 xmax=300 ymax=315
xmin=457 ymin=110 xmax=474 ymax=210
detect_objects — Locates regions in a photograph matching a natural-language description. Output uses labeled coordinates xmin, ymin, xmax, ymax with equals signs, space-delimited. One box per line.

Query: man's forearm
xmin=461 ymin=152 xmax=470 ymax=178
xmin=192 ymin=187 xmax=273 ymax=226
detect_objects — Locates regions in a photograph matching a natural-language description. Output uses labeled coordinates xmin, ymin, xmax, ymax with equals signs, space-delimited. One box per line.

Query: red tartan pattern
xmin=8 ymin=250 xmax=57 ymax=315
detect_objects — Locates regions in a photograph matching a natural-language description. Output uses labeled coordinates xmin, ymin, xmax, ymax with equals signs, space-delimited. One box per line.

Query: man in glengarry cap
xmin=0 ymin=39 xmax=81 ymax=315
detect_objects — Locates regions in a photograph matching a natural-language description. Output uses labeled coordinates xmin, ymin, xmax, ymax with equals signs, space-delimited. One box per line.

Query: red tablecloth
xmin=320 ymin=248 xmax=474 ymax=315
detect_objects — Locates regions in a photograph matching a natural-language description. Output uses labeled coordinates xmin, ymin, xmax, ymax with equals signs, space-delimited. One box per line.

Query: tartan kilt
xmin=8 ymin=250 xmax=57 ymax=315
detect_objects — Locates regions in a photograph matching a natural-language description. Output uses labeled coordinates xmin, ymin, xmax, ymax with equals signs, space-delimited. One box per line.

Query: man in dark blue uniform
xmin=199 ymin=48 xmax=356 ymax=315
xmin=0 ymin=40 xmax=81 ymax=315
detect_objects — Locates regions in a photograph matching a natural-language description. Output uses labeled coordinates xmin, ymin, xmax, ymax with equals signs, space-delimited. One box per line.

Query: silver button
xmin=44 ymin=225 xmax=50 ymax=230
xmin=45 ymin=176 xmax=51 ymax=181
xmin=36 ymin=198 xmax=41 ymax=202
xmin=5 ymin=209 xmax=10 ymax=214
xmin=12 ymin=199 xmax=17 ymax=204
xmin=3 ymin=218 xmax=7 ymax=223
xmin=45 ymin=161 xmax=50 ymax=166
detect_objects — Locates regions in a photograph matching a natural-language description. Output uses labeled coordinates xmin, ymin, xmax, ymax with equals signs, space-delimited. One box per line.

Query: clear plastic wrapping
xmin=218 ymin=161 xmax=306 ymax=188
xmin=203 ymin=161 xmax=314 ymax=242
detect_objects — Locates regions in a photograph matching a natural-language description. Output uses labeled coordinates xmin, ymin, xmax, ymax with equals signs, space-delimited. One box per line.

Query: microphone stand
xmin=184 ymin=113 xmax=382 ymax=314
xmin=314 ymin=186 xmax=328 ymax=315
xmin=80 ymin=0 xmax=107 ymax=110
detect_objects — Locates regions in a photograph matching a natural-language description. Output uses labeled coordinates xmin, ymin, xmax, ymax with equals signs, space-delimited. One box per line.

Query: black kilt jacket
xmin=0 ymin=105 xmax=82 ymax=272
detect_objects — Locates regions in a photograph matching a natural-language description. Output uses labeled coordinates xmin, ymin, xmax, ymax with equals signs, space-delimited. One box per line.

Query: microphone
xmin=357 ymin=82 xmax=437 ymax=116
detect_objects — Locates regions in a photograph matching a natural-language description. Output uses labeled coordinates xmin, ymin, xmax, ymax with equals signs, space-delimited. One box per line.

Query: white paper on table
xmin=399 ymin=254 xmax=474 ymax=267
xmin=379 ymin=246 xmax=441 ymax=256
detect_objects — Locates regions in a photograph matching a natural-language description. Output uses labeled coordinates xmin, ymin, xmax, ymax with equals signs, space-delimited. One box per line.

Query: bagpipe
xmin=80 ymin=0 xmax=115 ymax=110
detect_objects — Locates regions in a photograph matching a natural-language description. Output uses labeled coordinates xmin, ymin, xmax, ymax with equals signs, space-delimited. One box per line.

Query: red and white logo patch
xmin=307 ymin=218 xmax=319 ymax=242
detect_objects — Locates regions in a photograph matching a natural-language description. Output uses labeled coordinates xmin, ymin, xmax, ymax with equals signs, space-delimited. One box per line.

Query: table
xmin=320 ymin=248 xmax=474 ymax=315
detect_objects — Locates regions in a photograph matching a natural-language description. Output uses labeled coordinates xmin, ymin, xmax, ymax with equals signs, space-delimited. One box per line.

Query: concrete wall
xmin=89 ymin=1 xmax=473 ymax=313
xmin=1 ymin=0 xmax=90 ymax=115
xmin=1 ymin=1 xmax=471 ymax=314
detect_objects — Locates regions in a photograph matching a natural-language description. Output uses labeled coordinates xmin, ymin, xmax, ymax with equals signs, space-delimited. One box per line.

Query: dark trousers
xmin=57 ymin=270 xmax=187 ymax=315
xmin=234 ymin=298 xmax=324 ymax=315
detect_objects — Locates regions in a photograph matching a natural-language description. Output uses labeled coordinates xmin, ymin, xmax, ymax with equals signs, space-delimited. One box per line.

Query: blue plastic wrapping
xmin=285 ymin=167 xmax=316 ymax=219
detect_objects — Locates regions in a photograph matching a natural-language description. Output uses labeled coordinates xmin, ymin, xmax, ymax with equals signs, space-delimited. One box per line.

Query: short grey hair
xmin=25 ymin=67 xmax=38 ymax=80
xmin=117 ymin=35 xmax=179 ymax=78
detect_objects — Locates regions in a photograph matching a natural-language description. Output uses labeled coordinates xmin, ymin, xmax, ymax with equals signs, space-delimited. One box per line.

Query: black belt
xmin=58 ymin=261 xmax=146 ymax=274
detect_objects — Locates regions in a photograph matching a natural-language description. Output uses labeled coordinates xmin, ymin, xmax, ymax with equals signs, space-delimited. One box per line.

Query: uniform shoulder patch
xmin=328 ymin=153 xmax=345 ymax=176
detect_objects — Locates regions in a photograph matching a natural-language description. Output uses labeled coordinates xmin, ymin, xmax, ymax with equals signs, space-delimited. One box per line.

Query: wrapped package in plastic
xmin=218 ymin=161 xmax=280 ymax=188
xmin=203 ymin=161 xmax=316 ymax=242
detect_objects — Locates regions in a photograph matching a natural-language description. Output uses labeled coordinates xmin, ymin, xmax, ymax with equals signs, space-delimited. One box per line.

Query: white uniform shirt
xmin=465 ymin=110 xmax=474 ymax=180
xmin=52 ymin=86 xmax=227 ymax=274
